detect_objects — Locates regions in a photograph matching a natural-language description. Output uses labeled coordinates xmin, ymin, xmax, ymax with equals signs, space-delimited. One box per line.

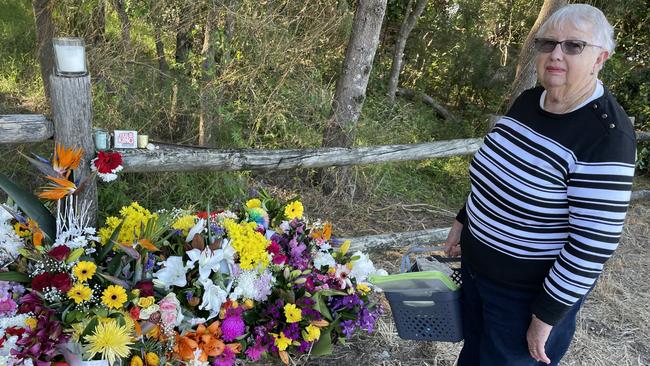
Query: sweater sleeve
xmin=531 ymin=131 xmax=636 ymax=325
xmin=455 ymin=203 xmax=467 ymax=225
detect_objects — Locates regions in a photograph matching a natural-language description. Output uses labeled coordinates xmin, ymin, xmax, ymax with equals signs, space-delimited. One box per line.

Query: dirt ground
xmin=255 ymin=176 xmax=650 ymax=366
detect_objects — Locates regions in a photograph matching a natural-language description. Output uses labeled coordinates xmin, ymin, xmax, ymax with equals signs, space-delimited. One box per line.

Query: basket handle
xmin=400 ymin=245 xmax=448 ymax=273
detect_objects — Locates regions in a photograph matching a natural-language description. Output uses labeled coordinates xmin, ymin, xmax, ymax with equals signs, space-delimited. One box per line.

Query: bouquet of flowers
xmin=0 ymin=144 xmax=386 ymax=366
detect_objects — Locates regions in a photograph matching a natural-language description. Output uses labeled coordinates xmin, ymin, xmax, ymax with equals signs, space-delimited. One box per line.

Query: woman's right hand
xmin=444 ymin=219 xmax=463 ymax=257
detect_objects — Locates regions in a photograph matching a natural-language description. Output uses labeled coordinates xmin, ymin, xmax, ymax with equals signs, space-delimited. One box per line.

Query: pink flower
xmin=221 ymin=313 xmax=245 ymax=342
xmin=0 ymin=298 xmax=17 ymax=316
xmin=212 ymin=346 xmax=236 ymax=366
xmin=158 ymin=293 xmax=183 ymax=327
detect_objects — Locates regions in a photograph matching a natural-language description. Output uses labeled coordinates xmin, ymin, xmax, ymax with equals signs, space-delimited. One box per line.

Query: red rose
xmin=129 ymin=306 xmax=141 ymax=320
xmin=48 ymin=246 xmax=71 ymax=261
xmin=135 ymin=280 xmax=154 ymax=297
xmin=51 ymin=273 xmax=73 ymax=292
xmin=94 ymin=151 xmax=123 ymax=173
xmin=31 ymin=273 xmax=52 ymax=292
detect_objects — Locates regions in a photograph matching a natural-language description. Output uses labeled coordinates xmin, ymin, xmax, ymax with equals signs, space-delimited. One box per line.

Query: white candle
xmin=55 ymin=45 xmax=86 ymax=73
xmin=53 ymin=37 xmax=87 ymax=76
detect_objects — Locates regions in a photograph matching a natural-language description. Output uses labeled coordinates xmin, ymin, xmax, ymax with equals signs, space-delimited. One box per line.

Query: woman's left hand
xmin=527 ymin=315 xmax=553 ymax=364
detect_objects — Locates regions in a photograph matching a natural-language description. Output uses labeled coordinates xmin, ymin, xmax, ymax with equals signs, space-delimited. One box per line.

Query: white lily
xmin=199 ymin=278 xmax=228 ymax=320
xmin=153 ymin=256 xmax=187 ymax=289
xmin=186 ymin=248 xmax=222 ymax=282
xmin=185 ymin=218 xmax=206 ymax=242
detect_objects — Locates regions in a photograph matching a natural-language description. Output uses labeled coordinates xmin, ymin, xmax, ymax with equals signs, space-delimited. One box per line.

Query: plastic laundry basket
xmin=370 ymin=246 xmax=463 ymax=342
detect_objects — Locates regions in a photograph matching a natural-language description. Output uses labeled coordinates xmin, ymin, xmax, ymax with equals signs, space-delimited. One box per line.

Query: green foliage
xmin=1 ymin=0 xmax=648 ymax=218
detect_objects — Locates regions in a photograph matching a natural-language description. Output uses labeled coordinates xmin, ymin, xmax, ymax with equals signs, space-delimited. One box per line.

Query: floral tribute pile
xmin=0 ymin=144 xmax=386 ymax=366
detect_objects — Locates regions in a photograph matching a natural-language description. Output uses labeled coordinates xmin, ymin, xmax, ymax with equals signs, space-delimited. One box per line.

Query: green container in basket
xmin=369 ymin=271 xmax=463 ymax=342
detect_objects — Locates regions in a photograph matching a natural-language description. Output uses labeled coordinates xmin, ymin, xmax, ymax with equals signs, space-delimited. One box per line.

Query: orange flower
xmin=20 ymin=219 xmax=44 ymax=246
xmin=196 ymin=321 xmax=224 ymax=358
xmin=311 ymin=222 xmax=332 ymax=241
xmin=174 ymin=333 xmax=199 ymax=361
xmin=53 ymin=144 xmax=83 ymax=177
xmin=173 ymin=321 xmax=226 ymax=362
xmin=38 ymin=176 xmax=77 ymax=200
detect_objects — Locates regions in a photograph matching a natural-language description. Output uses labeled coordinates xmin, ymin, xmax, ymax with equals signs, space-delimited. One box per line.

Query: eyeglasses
xmin=533 ymin=38 xmax=603 ymax=55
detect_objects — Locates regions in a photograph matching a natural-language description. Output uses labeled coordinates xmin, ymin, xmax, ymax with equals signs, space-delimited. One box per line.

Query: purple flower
xmin=222 ymin=313 xmax=246 ymax=341
xmin=11 ymin=312 xmax=70 ymax=362
xmin=212 ymin=346 xmax=236 ymax=366
xmin=340 ymin=320 xmax=357 ymax=339
xmin=0 ymin=297 xmax=17 ymax=316
xmin=245 ymin=337 xmax=267 ymax=361
xmin=283 ymin=323 xmax=300 ymax=340
xmin=297 ymin=340 xmax=312 ymax=353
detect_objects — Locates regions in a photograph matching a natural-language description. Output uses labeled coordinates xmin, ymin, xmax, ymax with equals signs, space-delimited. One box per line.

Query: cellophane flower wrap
xmin=0 ymin=144 xmax=387 ymax=366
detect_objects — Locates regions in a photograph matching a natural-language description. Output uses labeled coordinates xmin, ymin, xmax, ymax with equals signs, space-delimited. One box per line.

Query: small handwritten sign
xmin=113 ymin=130 xmax=138 ymax=149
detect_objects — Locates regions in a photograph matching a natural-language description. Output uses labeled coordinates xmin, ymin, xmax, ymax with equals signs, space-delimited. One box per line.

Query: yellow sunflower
xmin=85 ymin=319 xmax=134 ymax=365
xmin=101 ymin=285 xmax=127 ymax=309
xmin=73 ymin=261 xmax=97 ymax=282
xmin=67 ymin=283 xmax=93 ymax=304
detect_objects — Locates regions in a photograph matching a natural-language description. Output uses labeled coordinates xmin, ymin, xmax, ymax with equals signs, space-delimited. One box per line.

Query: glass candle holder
xmin=137 ymin=134 xmax=149 ymax=148
xmin=53 ymin=37 xmax=87 ymax=77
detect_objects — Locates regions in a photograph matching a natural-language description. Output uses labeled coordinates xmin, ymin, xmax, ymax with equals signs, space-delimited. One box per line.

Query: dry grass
xmin=297 ymin=197 xmax=650 ymax=365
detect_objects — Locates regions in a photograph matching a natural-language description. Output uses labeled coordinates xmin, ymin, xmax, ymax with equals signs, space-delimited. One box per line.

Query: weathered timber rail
xmin=0 ymin=115 xmax=54 ymax=143
xmin=117 ymin=139 xmax=484 ymax=173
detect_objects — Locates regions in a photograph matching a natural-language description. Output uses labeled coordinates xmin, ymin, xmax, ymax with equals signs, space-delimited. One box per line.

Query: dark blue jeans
xmin=457 ymin=261 xmax=585 ymax=366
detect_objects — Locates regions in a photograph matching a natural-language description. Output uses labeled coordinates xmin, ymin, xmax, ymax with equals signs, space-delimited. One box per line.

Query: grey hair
xmin=536 ymin=4 xmax=616 ymax=54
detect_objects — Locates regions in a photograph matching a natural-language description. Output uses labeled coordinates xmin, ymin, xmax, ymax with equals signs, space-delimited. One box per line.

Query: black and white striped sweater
xmin=457 ymin=86 xmax=636 ymax=325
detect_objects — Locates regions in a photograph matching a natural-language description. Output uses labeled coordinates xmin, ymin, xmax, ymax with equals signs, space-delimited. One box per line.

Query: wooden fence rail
xmin=118 ymin=139 xmax=483 ymax=173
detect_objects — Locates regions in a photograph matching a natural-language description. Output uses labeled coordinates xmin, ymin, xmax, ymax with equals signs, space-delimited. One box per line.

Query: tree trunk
xmin=32 ymin=0 xmax=55 ymax=106
xmin=110 ymin=0 xmax=130 ymax=49
xmin=506 ymin=0 xmax=566 ymax=111
xmin=321 ymin=0 xmax=387 ymax=197
xmin=91 ymin=0 xmax=106 ymax=44
xmin=175 ymin=9 xmax=194 ymax=64
xmin=49 ymin=75 xmax=97 ymax=226
xmin=198 ymin=2 xmax=219 ymax=146
xmin=387 ymin=0 xmax=428 ymax=103
xmin=148 ymin=1 xmax=168 ymax=77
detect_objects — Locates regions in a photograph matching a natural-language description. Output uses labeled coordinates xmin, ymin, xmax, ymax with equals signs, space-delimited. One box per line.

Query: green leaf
xmin=312 ymin=292 xmax=332 ymax=321
xmin=0 ymin=173 xmax=56 ymax=241
xmin=0 ymin=271 xmax=30 ymax=283
xmin=310 ymin=326 xmax=333 ymax=356
xmin=81 ymin=317 xmax=99 ymax=339
xmin=97 ymin=219 xmax=124 ymax=261
xmin=318 ymin=289 xmax=347 ymax=297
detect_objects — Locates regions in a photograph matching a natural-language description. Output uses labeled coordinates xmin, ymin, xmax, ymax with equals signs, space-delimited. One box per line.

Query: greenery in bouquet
xmin=0 ymin=144 xmax=387 ymax=366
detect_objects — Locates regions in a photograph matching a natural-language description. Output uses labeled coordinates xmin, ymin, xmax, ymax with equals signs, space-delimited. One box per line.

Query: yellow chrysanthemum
xmin=284 ymin=201 xmax=304 ymax=220
xmin=273 ymin=332 xmax=292 ymax=351
xmin=223 ymin=219 xmax=270 ymax=270
xmin=101 ymin=285 xmax=127 ymax=309
xmin=171 ymin=214 xmax=196 ymax=236
xmin=98 ymin=202 xmax=157 ymax=245
xmin=67 ymin=283 xmax=93 ymax=304
xmin=356 ymin=283 xmax=371 ymax=295
xmin=73 ymin=261 xmax=97 ymax=282
xmin=85 ymin=319 xmax=134 ymax=366
xmin=246 ymin=198 xmax=262 ymax=209
xmin=130 ymin=356 xmax=143 ymax=366
xmin=304 ymin=324 xmax=321 ymax=342
xmin=283 ymin=303 xmax=302 ymax=323
xmin=145 ymin=352 xmax=160 ymax=366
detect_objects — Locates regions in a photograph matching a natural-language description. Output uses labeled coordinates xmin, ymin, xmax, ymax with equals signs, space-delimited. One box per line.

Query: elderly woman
xmin=444 ymin=4 xmax=636 ymax=366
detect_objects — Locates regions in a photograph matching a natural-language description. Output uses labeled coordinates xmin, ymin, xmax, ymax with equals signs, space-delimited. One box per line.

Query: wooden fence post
xmin=49 ymin=74 xmax=97 ymax=225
